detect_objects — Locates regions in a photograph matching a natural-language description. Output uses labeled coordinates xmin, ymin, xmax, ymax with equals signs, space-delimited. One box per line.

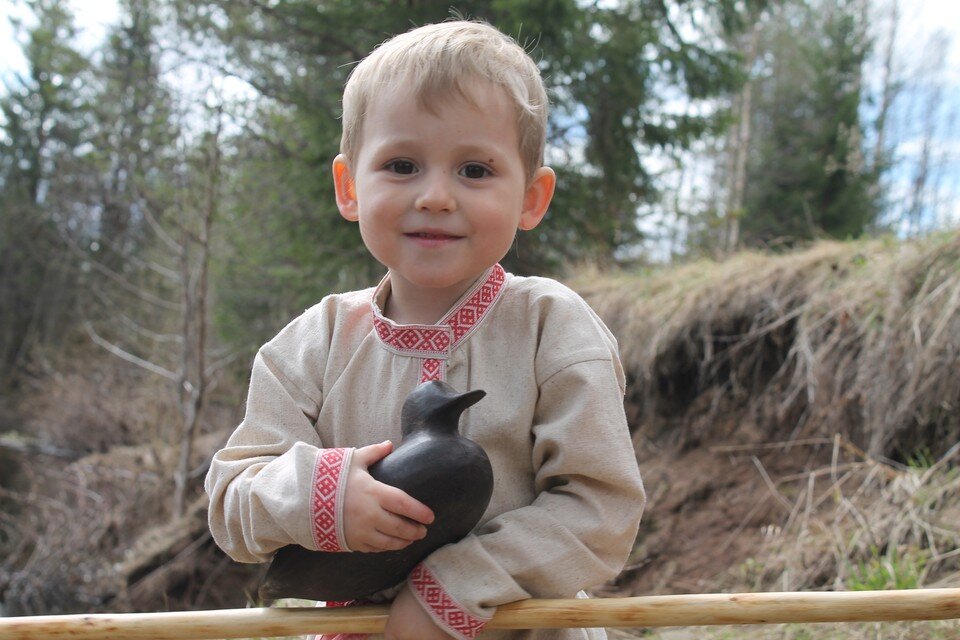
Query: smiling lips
xmin=405 ymin=230 xmax=464 ymax=245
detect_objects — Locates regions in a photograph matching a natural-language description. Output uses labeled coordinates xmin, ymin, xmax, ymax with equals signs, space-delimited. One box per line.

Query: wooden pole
xmin=1 ymin=589 xmax=959 ymax=640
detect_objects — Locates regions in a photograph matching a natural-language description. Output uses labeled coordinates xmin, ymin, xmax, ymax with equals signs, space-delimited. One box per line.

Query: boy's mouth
xmin=405 ymin=231 xmax=463 ymax=240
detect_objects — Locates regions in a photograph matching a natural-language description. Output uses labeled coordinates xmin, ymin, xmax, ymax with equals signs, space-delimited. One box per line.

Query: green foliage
xmin=906 ymin=447 xmax=937 ymax=471
xmin=1 ymin=0 xmax=90 ymax=201
xmin=87 ymin=0 xmax=177 ymax=268
xmin=741 ymin=0 xmax=879 ymax=246
xmin=0 ymin=0 xmax=89 ymax=376
xmin=208 ymin=97 xmax=380 ymax=346
xmin=847 ymin=545 xmax=928 ymax=591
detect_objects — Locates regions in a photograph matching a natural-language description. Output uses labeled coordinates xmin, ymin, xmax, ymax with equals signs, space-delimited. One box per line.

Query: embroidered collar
xmin=371 ymin=264 xmax=506 ymax=381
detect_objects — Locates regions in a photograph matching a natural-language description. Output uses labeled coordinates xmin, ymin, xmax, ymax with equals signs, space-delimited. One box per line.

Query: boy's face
xmin=333 ymin=81 xmax=555 ymax=305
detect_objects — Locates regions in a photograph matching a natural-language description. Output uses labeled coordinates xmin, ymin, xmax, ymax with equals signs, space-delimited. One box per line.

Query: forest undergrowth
xmin=1 ymin=233 xmax=958 ymax=640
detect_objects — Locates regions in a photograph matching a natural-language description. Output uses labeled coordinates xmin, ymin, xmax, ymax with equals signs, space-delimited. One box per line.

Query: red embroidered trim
xmin=375 ymin=323 xmax=451 ymax=356
xmin=441 ymin=264 xmax=505 ymax=344
xmin=410 ymin=564 xmax=488 ymax=639
xmin=372 ymin=264 xmax=506 ymax=383
xmin=311 ymin=448 xmax=347 ymax=552
xmin=420 ymin=358 xmax=444 ymax=382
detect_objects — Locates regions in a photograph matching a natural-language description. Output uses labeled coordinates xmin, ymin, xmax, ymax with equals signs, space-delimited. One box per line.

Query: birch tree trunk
xmin=725 ymin=21 xmax=760 ymax=254
xmin=872 ymin=0 xmax=900 ymax=173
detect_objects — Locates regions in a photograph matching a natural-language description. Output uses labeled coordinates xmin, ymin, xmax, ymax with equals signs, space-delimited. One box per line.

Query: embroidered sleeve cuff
xmin=311 ymin=447 xmax=354 ymax=552
xmin=409 ymin=564 xmax=491 ymax=640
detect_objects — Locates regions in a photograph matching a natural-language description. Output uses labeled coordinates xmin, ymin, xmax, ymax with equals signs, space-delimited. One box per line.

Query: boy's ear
xmin=332 ymin=154 xmax=359 ymax=221
xmin=518 ymin=166 xmax=556 ymax=231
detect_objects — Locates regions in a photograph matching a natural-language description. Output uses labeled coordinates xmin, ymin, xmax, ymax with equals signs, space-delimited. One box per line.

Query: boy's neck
xmin=384 ymin=270 xmax=486 ymax=326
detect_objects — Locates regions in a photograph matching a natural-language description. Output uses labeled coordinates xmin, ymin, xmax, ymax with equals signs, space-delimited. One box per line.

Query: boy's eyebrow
xmin=368 ymin=136 xmax=422 ymax=151
xmin=372 ymin=137 xmax=507 ymax=159
xmin=453 ymin=144 xmax=505 ymax=161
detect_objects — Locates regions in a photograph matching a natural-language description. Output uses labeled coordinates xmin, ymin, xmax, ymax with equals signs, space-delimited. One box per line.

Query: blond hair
xmin=340 ymin=20 xmax=548 ymax=180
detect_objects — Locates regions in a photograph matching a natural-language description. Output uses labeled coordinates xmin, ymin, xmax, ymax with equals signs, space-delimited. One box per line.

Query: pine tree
xmin=740 ymin=0 xmax=878 ymax=245
xmin=88 ymin=0 xmax=177 ymax=268
xmin=0 ymin=0 xmax=90 ymax=375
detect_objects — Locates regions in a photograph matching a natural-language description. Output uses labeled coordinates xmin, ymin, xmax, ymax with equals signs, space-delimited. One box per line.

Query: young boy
xmin=206 ymin=20 xmax=645 ymax=640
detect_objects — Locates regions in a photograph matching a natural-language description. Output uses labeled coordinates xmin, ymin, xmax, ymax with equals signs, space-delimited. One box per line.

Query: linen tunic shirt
xmin=206 ymin=264 xmax=646 ymax=640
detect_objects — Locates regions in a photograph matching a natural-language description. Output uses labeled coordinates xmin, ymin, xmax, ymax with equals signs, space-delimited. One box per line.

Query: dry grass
xmin=751 ymin=440 xmax=960 ymax=593
xmin=577 ymin=232 xmax=960 ymax=461
xmin=607 ymin=445 xmax=960 ymax=640
xmin=0 ymin=351 xmax=247 ymax=615
xmin=575 ymin=233 xmax=960 ymax=634
xmin=7 ymin=348 xmax=181 ymax=453
xmin=0 ymin=441 xmax=170 ymax=613
xmin=617 ymin=619 xmax=960 ymax=639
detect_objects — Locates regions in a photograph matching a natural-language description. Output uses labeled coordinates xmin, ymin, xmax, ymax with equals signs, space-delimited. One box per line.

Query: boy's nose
xmin=415 ymin=172 xmax=456 ymax=213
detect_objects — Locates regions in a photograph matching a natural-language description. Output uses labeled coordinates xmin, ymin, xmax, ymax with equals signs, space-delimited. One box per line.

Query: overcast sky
xmin=1 ymin=0 xmax=116 ymax=78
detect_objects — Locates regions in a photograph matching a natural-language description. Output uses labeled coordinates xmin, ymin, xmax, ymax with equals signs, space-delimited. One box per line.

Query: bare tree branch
xmin=54 ymin=222 xmax=183 ymax=311
xmin=88 ymin=286 xmax=183 ymax=345
xmin=84 ymin=321 xmax=179 ymax=381
xmin=138 ymin=190 xmax=185 ymax=255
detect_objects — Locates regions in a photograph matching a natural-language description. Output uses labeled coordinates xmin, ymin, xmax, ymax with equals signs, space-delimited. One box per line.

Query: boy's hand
xmin=343 ymin=441 xmax=434 ymax=552
xmin=385 ymin=584 xmax=454 ymax=640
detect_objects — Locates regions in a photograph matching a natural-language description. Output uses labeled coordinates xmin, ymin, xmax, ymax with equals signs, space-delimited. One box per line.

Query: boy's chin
xmin=391 ymin=267 xmax=490 ymax=292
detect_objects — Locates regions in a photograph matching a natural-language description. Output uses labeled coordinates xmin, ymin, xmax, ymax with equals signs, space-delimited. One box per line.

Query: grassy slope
xmin=575 ymin=233 xmax=960 ymax=638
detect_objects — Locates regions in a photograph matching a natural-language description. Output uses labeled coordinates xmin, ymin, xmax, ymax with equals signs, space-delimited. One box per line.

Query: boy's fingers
xmin=378 ymin=513 xmax=427 ymax=542
xmin=357 ymin=531 xmax=416 ymax=553
xmin=379 ymin=485 xmax=434 ymax=525
xmin=353 ymin=440 xmax=393 ymax=466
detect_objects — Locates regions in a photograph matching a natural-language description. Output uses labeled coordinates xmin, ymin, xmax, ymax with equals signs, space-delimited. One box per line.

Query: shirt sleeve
xmin=411 ymin=344 xmax=646 ymax=639
xmin=205 ymin=305 xmax=355 ymax=563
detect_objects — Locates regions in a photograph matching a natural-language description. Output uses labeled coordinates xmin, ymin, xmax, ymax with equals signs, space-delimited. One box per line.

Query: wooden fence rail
xmin=1 ymin=588 xmax=959 ymax=639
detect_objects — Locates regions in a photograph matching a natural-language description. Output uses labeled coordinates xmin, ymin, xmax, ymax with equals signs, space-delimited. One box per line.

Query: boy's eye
xmin=386 ymin=160 xmax=417 ymax=175
xmin=460 ymin=163 xmax=491 ymax=179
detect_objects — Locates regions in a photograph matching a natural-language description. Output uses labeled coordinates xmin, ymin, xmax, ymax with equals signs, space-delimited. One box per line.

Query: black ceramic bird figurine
xmin=258 ymin=380 xmax=494 ymax=602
